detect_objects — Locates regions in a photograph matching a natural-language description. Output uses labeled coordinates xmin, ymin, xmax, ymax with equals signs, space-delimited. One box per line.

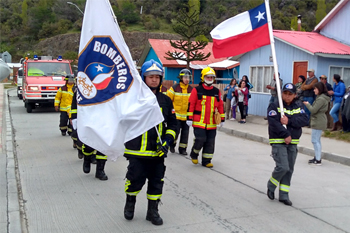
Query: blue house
xmin=237 ymin=0 xmax=350 ymax=116
xmin=138 ymin=39 xmax=239 ymax=87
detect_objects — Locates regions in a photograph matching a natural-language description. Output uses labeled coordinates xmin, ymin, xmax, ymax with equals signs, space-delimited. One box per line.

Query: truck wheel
xmin=26 ymin=103 xmax=33 ymax=113
xmin=18 ymin=94 xmax=23 ymax=100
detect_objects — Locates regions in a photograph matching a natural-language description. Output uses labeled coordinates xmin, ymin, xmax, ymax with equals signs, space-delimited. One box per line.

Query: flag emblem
xmin=268 ymin=110 xmax=277 ymax=116
xmin=77 ymin=36 xmax=133 ymax=105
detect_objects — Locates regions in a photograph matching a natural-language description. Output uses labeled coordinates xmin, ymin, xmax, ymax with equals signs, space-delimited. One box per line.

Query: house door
xmin=293 ymin=61 xmax=308 ymax=84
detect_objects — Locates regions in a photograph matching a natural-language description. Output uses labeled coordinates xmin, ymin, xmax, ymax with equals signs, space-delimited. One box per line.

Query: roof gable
xmin=314 ymin=0 xmax=350 ymax=32
xmin=273 ymin=30 xmax=350 ymax=58
xmin=148 ymin=39 xmax=227 ymax=67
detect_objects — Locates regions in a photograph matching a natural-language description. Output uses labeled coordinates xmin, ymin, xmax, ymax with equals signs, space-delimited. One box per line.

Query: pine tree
xmin=164 ymin=3 xmax=210 ymax=77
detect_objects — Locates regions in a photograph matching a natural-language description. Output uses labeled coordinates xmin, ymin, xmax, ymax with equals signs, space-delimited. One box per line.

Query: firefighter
xmin=187 ymin=67 xmax=225 ymax=168
xmin=266 ymin=83 xmax=308 ymax=206
xmin=69 ymin=85 xmax=79 ymax=149
xmin=123 ymin=59 xmax=177 ymax=226
xmin=167 ymin=69 xmax=193 ymax=155
xmin=69 ymin=84 xmax=103 ymax=179
xmin=160 ymin=84 xmax=168 ymax=94
xmin=54 ymin=74 xmax=74 ymax=136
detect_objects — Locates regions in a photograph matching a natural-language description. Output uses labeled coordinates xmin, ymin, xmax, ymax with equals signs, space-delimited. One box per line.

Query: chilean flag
xmin=210 ymin=3 xmax=270 ymax=58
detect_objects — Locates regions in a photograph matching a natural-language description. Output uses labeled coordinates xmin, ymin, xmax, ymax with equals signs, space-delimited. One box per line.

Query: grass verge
xmin=323 ymin=130 xmax=350 ymax=142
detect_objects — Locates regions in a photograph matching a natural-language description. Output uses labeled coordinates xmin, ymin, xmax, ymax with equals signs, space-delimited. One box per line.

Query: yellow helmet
xmin=201 ymin=67 xmax=216 ymax=83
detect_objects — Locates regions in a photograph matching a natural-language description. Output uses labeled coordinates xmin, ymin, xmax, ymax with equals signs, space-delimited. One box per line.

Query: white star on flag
xmin=95 ymin=64 xmax=103 ymax=72
xmin=255 ymin=11 xmax=265 ymax=22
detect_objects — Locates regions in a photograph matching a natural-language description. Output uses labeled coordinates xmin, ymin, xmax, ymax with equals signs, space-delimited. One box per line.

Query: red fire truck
xmin=22 ymin=55 xmax=73 ymax=113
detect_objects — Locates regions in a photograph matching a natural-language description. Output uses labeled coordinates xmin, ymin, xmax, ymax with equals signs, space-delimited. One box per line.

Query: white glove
xmin=186 ymin=120 xmax=192 ymax=127
xmin=72 ymin=119 xmax=77 ymax=130
xmin=218 ymin=122 xmax=224 ymax=127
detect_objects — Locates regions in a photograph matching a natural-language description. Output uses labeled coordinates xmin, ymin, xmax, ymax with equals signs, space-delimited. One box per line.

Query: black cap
xmin=282 ymin=83 xmax=296 ymax=94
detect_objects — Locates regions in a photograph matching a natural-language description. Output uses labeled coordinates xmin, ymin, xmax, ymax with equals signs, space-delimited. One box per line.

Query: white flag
xmin=77 ymin=0 xmax=164 ymax=160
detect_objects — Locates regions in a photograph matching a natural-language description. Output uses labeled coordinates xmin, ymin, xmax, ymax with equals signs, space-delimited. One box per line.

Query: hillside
xmin=0 ymin=0 xmax=340 ymax=62
xmin=35 ymin=31 xmax=181 ymax=62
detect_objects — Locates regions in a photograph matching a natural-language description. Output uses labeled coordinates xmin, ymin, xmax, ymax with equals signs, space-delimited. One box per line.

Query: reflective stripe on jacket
xmin=124 ymin=92 xmax=177 ymax=159
xmin=268 ymin=100 xmax=309 ymax=145
xmin=167 ymin=82 xmax=193 ymax=121
xmin=187 ymin=84 xmax=225 ymax=130
xmin=54 ymin=83 xmax=74 ymax=112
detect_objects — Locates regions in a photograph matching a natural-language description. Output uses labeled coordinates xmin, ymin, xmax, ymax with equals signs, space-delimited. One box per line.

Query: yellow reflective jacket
xmin=167 ymin=82 xmax=193 ymax=121
xmin=54 ymin=83 xmax=74 ymax=112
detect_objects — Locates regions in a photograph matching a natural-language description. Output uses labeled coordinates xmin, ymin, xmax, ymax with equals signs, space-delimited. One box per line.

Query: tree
xmin=316 ymin=0 xmax=326 ymax=25
xmin=21 ymin=0 xmax=28 ymax=26
xmin=164 ymin=5 xmax=210 ymax=79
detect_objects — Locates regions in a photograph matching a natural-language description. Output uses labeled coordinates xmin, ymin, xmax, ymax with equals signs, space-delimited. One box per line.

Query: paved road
xmin=7 ymin=89 xmax=350 ymax=233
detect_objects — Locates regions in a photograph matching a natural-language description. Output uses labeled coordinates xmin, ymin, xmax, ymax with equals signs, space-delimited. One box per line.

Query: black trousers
xmin=190 ymin=127 xmax=216 ymax=165
xmin=238 ymin=102 xmax=247 ymax=120
xmin=173 ymin=120 xmax=190 ymax=150
xmin=75 ymin=131 xmax=83 ymax=151
xmin=125 ymin=157 xmax=166 ymax=200
xmin=59 ymin=111 xmax=72 ymax=134
xmin=81 ymin=141 xmax=107 ymax=160
xmin=71 ymin=129 xmax=78 ymax=144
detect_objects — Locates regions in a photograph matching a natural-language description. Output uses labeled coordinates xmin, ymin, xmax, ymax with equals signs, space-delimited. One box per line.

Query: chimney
xmin=297 ymin=15 xmax=302 ymax=31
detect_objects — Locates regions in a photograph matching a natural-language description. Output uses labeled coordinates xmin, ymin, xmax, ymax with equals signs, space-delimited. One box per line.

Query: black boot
xmin=83 ymin=155 xmax=91 ymax=173
xmin=78 ymin=150 xmax=83 ymax=159
xmin=146 ymin=199 xmax=163 ymax=225
xmin=91 ymin=154 xmax=97 ymax=164
xmin=95 ymin=159 xmax=108 ymax=180
xmin=124 ymin=195 xmax=136 ymax=220
xmin=170 ymin=145 xmax=175 ymax=153
xmin=179 ymin=148 xmax=187 ymax=155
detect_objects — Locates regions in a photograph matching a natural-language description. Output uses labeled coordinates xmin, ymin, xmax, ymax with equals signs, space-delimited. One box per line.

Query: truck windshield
xmin=27 ymin=62 xmax=71 ymax=77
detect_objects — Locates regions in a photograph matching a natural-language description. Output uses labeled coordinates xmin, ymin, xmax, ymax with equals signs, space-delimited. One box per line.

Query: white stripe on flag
xmin=210 ymin=11 xmax=252 ymax=40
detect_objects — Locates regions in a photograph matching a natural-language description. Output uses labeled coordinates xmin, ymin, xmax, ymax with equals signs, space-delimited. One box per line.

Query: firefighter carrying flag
xmin=77 ymin=0 xmax=164 ymax=160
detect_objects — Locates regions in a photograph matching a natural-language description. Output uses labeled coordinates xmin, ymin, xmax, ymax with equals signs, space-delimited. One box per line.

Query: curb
xmin=218 ymin=126 xmax=350 ymax=167
xmin=5 ymin=88 xmax=25 ymax=233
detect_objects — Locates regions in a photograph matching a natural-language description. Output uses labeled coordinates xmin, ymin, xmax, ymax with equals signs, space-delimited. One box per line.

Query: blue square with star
xmin=249 ymin=3 xmax=267 ymax=30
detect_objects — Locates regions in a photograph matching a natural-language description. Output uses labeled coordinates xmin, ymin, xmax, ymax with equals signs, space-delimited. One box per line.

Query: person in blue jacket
xmin=329 ymin=74 xmax=346 ymax=131
xmin=223 ymin=78 xmax=237 ymax=120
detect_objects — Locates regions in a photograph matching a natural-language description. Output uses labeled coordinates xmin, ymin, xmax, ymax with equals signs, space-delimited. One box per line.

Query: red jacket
xmin=188 ymin=84 xmax=225 ymax=130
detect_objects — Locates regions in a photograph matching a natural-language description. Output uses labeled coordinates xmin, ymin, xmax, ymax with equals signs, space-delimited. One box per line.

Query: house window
xmin=249 ymin=66 xmax=274 ymax=93
xmin=329 ymin=66 xmax=350 ymax=87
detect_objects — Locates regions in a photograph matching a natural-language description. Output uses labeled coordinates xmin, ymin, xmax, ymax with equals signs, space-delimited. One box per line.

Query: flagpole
xmin=155 ymin=127 xmax=163 ymax=144
xmin=265 ymin=0 xmax=285 ymax=119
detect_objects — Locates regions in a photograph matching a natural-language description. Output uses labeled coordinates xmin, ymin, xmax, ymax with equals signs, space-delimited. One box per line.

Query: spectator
xmin=303 ymin=82 xmax=330 ymax=165
xmin=242 ymin=75 xmax=253 ymax=116
xmin=341 ymin=85 xmax=350 ymax=133
xmin=223 ymin=78 xmax=237 ymax=120
xmin=231 ymin=87 xmax=238 ymax=121
xmin=266 ymin=72 xmax=283 ymax=104
xmin=329 ymin=74 xmax=346 ymax=131
xmin=265 ymin=73 xmax=283 ymax=120
xmin=301 ymin=68 xmax=318 ymax=120
xmin=235 ymin=80 xmax=249 ymax=123
xmin=295 ymin=75 xmax=306 ymax=102
xmin=320 ymin=75 xmax=333 ymax=129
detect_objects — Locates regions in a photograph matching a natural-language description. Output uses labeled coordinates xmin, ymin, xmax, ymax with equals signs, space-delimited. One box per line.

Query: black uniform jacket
xmin=268 ymin=100 xmax=308 ymax=145
xmin=124 ymin=91 xmax=177 ymax=159
xmin=70 ymin=88 xmax=77 ymax=120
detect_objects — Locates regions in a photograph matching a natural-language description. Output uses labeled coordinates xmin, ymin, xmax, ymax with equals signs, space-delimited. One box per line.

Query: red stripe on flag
xmin=212 ymin=24 xmax=270 ymax=58
xmin=93 ymin=77 xmax=112 ymax=90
